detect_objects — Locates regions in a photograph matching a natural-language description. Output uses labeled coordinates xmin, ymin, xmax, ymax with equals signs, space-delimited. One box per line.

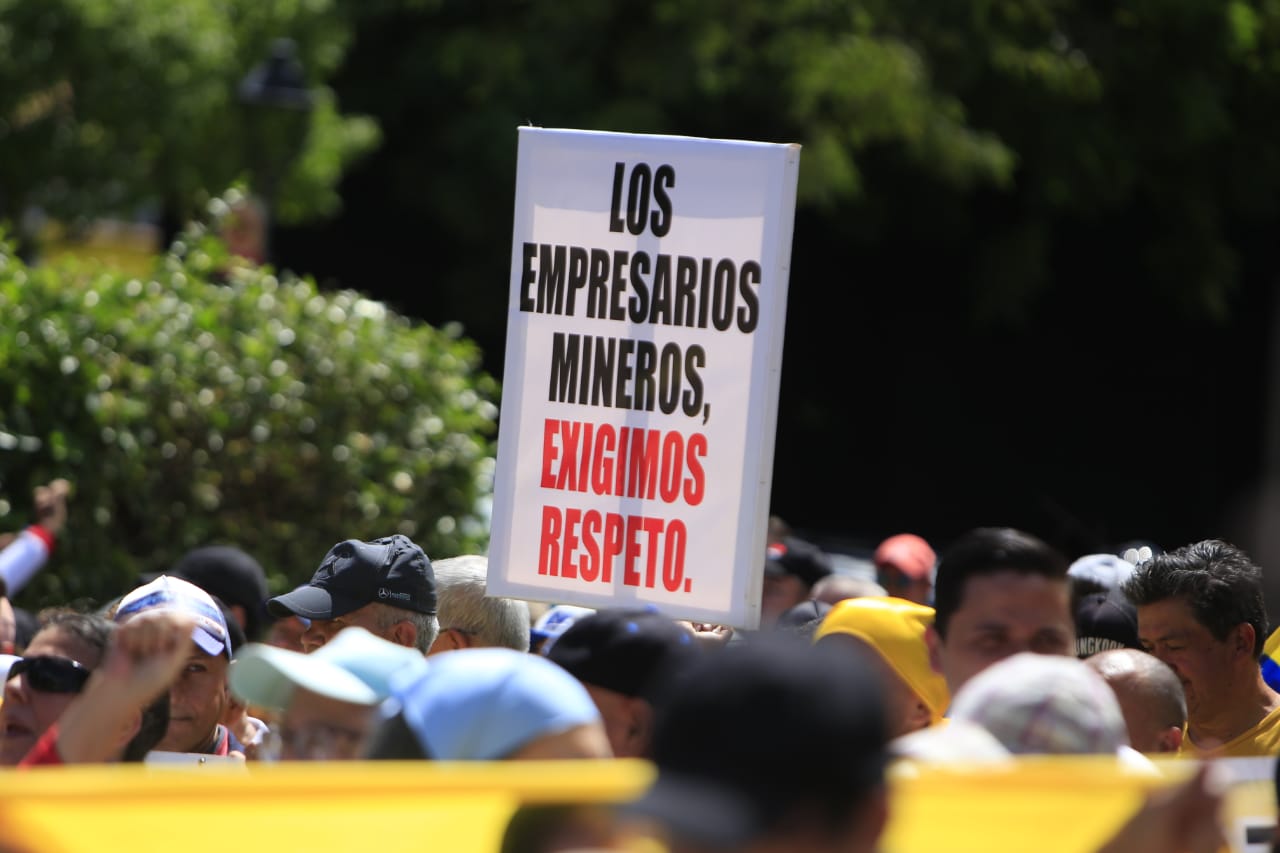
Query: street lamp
xmin=237 ymin=38 xmax=315 ymax=263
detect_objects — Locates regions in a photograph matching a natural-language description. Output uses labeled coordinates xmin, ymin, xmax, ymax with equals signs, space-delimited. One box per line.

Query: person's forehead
xmin=1135 ymin=598 xmax=1207 ymax=635
xmin=26 ymin=628 xmax=100 ymax=667
xmin=330 ymin=603 xmax=384 ymax=623
xmin=952 ymin=571 xmax=1069 ymax=624
xmin=186 ymin=642 xmax=229 ymax=666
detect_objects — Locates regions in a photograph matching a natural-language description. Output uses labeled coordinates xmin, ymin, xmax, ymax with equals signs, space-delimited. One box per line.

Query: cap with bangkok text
xmin=1074 ymin=590 xmax=1141 ymax=658
xmin=267 ymin=534 xmax=437 ymax=621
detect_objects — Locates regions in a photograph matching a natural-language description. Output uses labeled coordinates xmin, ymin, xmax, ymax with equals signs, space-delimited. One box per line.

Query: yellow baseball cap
xmin=814 ymin=596 xmax=950 ymax=724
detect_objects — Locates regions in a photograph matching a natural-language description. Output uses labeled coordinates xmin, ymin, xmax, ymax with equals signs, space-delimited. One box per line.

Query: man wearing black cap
xmin=546 ymin=608 xmax=699 ymax=758
xmin=630 ymin=639 xmax=888 ymax=852
xmin=1074 ymin=589 xmax=1141 ymax=658
xmin=267 ymin=535 xmax=439 ymax=654
xmin=760 ymin=537 xmax=832 ymax=629
xmin=165 ymin=545 xmax=270 ymax=642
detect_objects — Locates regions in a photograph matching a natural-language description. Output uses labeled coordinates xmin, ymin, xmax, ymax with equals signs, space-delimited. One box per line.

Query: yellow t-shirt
xmin=1179 ymin=704 xmax=1280 ymax=757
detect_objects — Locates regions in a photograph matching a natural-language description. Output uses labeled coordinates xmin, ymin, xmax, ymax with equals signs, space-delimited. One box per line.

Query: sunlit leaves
xmin=0 ymin=221 xmax=498 ymax=605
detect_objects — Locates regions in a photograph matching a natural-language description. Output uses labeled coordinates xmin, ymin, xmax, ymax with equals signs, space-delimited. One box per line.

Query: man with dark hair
xmin=629 ymin=639 xmax=888 ymax=852
xmin=164 ymin=545 xmax=270 ymax=641
xmin=0 ymin=611 xmax=111 ymax=764
xmin=1 ymin=610 xmax=171 ymax=765
xmin=1122 ymin=539 xmax=1280 ymax=756
xmin=19 ymin=610 xmax=194 ymax=766
xmin=926 ymin=527 xmax=1074 ymax=695
xmin=268 ymin=535 xmax=439 ymax=654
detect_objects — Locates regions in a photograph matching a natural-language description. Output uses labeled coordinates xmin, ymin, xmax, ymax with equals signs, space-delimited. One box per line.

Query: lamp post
xmin=237 ymin=38 xmax=315 ymax=263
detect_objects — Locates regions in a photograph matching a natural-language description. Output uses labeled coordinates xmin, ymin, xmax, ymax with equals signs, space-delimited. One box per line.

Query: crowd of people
xmin=0 ymin=478 xmax=1276 ymax=852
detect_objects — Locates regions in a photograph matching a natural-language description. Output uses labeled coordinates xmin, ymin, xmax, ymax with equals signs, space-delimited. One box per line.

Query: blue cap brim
xmin=193 ymin=627 xmax=228 ymax=658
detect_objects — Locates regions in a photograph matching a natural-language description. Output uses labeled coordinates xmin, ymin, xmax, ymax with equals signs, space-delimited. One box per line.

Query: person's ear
xmin=626 ymin=698 xmax=655 ymax=757
xmin=925 ymin=624 xmax=944 ymax=675
xmin=1233 ymin=623 xmax=1255 ymax=659
xmin=906 ymin=698 xmax=933 ymax=734
xmin=390 ymin=619 xmax=418 ymax=651
xmin=428 ymin=629 xmax=468 ymax=655
xmin=221 ymin=691 xmax=246 ymax=726
xmin=1161 ymin=725 xmax=1184 ymax=754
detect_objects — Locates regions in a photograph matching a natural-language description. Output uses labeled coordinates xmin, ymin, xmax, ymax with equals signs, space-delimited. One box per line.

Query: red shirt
xmin=18 ymin=724 xmax=64 ymax=767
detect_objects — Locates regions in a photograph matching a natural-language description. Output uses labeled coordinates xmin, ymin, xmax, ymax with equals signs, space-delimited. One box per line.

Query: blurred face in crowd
xmin=158 ymin=643 xmax=230 ymax=753
xmin=273 ymin=686 xmax=376 ymax=761
xmin=0 ymin=626 xmax=101 ymax=764
xmin=583 ymin=684 xmax=653 ymax=759
xmin=0 ymin=597 xmax=16 ymax=654
xmin=878 ymin=566 xmax=931 ymax=607
xmin=300 ymin=603 xmax=408 ymax=653
xmin=761 ymin=574 xmax=808 ymax=628
xmin=267 ymin=616 xmax=308 ymax=653
xmin=1136 ymin=597 xmax=1239 ymax=724
xmin=928 ymin=571 xmax=1073 ymax=694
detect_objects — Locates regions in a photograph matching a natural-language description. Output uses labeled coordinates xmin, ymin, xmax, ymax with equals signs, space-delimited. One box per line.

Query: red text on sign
xmin=540 ymin=418 xmax=706 ymax=506
xmin=537 ymin=505 xmax=689 ymax=593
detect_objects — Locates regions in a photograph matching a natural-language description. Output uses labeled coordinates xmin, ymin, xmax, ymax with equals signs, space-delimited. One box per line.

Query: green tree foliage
xmin=331 ymin=0 xmax=1280 ymax=329
xmin=0 ymin=216 xmax=499 ymax=606
xmin=0 ymin=0 xmax=379 ymax=227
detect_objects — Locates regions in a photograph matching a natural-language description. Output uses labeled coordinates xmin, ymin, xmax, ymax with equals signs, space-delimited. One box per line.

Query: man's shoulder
xmin=1213 ymin=702 xmax=1280 ymax=758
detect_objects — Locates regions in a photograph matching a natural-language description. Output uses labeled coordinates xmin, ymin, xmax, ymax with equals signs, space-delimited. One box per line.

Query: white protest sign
xmin=487 ymin=127 xmax=800 ymax=628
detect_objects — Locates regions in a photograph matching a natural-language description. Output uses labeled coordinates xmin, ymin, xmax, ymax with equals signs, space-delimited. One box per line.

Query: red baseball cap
xmin=873 ymin=534 xmax=936 ymax=581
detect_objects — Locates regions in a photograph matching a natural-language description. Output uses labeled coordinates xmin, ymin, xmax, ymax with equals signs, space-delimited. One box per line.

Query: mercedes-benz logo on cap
xmin=377 ymin=587 xmax=390 ymax=599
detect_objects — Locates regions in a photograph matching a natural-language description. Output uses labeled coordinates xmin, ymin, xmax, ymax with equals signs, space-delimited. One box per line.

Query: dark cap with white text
xmin=267 ymin=535 xmax=437 ymax=620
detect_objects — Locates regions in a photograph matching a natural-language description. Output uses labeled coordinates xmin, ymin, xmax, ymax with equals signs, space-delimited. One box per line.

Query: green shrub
xmin=0 ymin=223 xmax=499 ymax=608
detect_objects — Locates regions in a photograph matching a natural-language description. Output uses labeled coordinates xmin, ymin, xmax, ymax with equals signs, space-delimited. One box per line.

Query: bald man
xmin=1086 ymin=648 xmax=1185 ymax=754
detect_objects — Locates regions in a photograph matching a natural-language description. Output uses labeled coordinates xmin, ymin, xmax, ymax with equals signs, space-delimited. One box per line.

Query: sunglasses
xmin=7 ymin=655 xmax=91 ymax=694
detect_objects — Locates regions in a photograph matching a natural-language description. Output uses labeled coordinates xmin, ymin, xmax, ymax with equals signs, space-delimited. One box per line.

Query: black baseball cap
xmin=155 ymin=546 xmax=270 ymax=640
xmin=764 ymin=537 xmax=833 ymax=588
xmin=1074 ymin=590 xmax=1141 ymax=658
xmin=546 ymin=608 xmax=699 ymax=702
xmin=267 ymin=535 xmax=437 ymax=620
xmin=629 ymin=638 xmax=888 ymax=847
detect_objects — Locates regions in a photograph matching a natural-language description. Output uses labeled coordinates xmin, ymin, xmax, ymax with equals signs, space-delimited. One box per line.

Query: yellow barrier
xmin=0 ymin=758 xmax=1270 ymax=853
xmin=0 ymin=761 xmax=653 ymax=853
xmin=38 ymin=219 xmax=161 ymax=279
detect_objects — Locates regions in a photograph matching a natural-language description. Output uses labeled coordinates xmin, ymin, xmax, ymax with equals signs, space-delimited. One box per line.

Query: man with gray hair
xmin=428 ymin=555 xmax=530 ymax=654
xmin=1086 ymin=648 xmax=1186 ymax=754
xmin=268 ymin=535 xmax=439 ymax=655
